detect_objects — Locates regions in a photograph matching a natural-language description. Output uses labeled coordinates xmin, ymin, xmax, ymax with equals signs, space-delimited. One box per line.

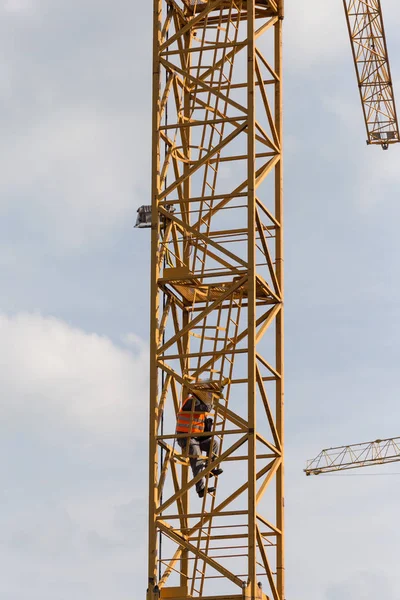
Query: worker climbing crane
xmin=140 ymin=0 xmax=399 ymax=599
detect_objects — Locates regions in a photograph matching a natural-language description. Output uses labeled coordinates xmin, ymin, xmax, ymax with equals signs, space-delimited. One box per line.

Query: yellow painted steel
xmin=147 ymin=0 xmax=398 ymax=599
xmin=305 ymin=436 xmax=400 ymax=476
xmin=148 ymin=1 xmax=283 ymax=599
xmin=343 ymin=0 xmax=399 ymax=148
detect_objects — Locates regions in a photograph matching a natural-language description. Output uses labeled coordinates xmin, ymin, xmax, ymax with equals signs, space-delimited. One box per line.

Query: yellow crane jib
xmin=304 ymin=436 xmax=400 ymax=476
xmin=343 ymin=0 xmax=399 ymax=149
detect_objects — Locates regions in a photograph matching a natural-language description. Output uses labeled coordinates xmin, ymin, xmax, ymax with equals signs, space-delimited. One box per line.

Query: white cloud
xmin=355 ymin=145 xmax=400 ymax=213
xmin=0 ymin=110 xmax=149 ymax=251
xmin=120 ymin=331 xmax=147 ymax=351
xmin=285 ymin=0 xmax=400 ymax=79
xmin=3 ymin=0 xmax=34 ymax=13
xmin=285 ymin=0 xmax=347 ymax=70
xmin=0 ymin=312 xmax=149 ymax=598
xmin=0 ymin=497 xmax=147 ymax=599
xmin=0 ymin=1 xmax=152 ymax=253
xmin=327 ymin=571 xmax=395 ymax=600
xmin=0 ymin=312 xmax=148 ymax=437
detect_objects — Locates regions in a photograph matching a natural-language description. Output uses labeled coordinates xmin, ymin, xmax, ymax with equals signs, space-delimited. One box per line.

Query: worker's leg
xmin=178 ymin=437 xmax=206 ymax=493
xmin=199 ymin=437 xmax=223 ymax=478
xmin=200 ymin=436 xmax=219 ymax=460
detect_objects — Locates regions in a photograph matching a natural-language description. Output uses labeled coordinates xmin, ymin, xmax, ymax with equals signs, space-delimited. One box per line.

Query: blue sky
xmin=2 ymin=0 xmax=400 ymax=599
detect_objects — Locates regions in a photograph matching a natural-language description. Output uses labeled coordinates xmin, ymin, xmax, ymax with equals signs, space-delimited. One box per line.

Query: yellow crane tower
xmin=142 ymin=1 xmax=399 ymax=599
xmin=305 ymin=436 xmax=400 ymax=476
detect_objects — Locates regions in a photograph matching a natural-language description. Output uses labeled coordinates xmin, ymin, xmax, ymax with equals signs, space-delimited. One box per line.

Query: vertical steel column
xmin=247 ymin=1 xmax=257 ymax=598
xmin=275 ymin=4 xmax=284 ymax=599
xmin=148 ymin=0 xmax=162 ymax=596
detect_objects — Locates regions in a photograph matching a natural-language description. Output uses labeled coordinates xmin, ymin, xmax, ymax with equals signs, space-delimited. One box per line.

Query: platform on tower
xmin=159 ymin=267 xmax=277 ymax=304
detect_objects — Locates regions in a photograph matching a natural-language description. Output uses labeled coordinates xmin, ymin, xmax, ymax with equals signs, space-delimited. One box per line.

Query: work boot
xmin=210 ymin=467 xmax=223 ymax=477
xmin=198 ymin=486 xmax=216 ymax=498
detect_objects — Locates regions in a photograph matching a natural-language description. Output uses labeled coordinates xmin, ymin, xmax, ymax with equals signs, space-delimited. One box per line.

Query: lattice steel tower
xmin=140 ymin=1 xmax=399 ymax=598
xmin=148 ymin=1 xmax=283 ymax=599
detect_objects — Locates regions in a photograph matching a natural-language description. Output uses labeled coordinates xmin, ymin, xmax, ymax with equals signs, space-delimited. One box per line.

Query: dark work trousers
xmin=177 ymin=436 xmax=219 ymax=493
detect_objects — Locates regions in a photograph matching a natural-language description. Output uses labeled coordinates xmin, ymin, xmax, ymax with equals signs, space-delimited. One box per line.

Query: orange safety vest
xmin=176 ymin=396 xmax=206 ymax=435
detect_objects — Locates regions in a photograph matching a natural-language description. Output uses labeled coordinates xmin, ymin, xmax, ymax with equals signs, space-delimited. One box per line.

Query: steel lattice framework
xmin=305 ymin=436 xmax=400 ymax=476
xmin=343 ymin=0 xmax=399 ymax=148
xmin=148 ymin=1 xmax=284 ymax=599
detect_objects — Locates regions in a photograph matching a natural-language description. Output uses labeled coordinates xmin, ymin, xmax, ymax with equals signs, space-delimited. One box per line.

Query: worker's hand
xmin=205 ymin=417 xmax=213 ymax=432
